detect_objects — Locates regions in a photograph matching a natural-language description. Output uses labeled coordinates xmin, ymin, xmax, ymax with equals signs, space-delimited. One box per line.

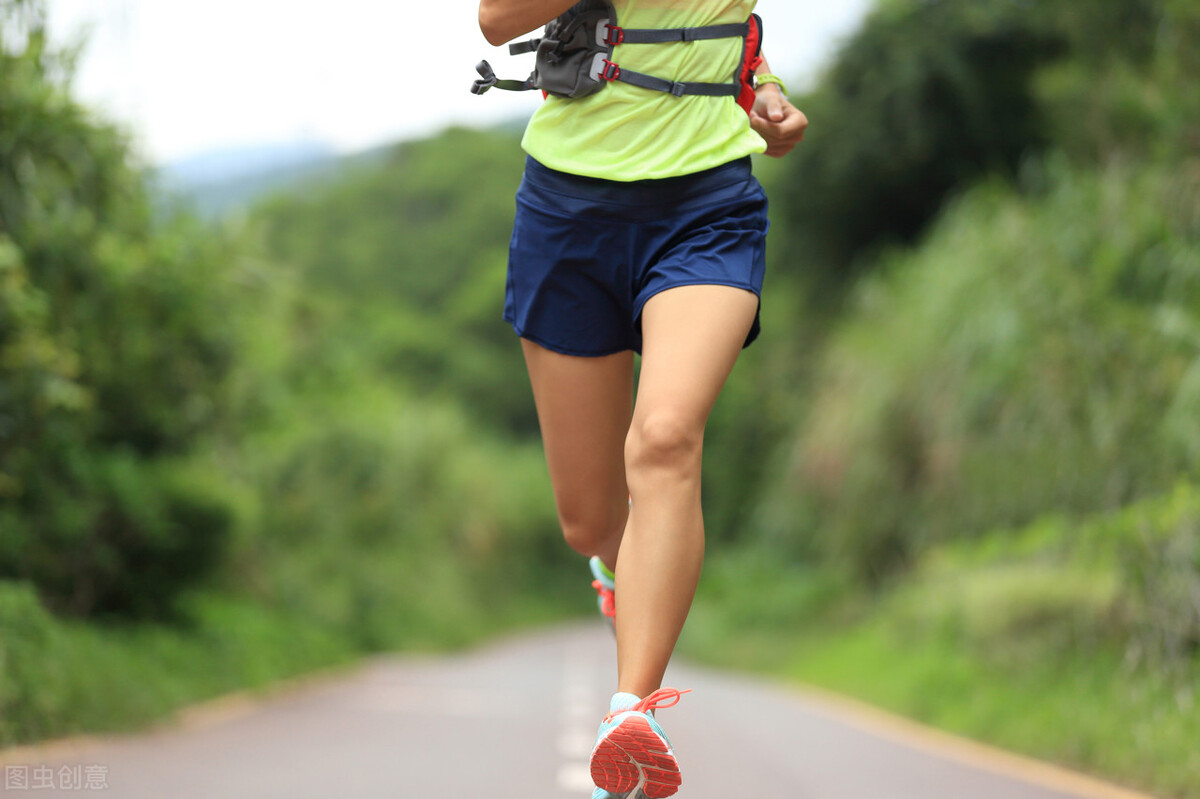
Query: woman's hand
xmin=478 ymin=0 xmax=579 ymax=46
xmin=748 ymin=85 xmax=808 ymax=158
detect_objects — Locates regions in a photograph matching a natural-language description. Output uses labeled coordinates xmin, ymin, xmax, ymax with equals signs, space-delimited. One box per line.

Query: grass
xmin=783 ymin=622 xmax=1199 ymax=797
xmin=0 ymin=583 xmax=348 ymax=746
xmin=0 ymin=580 xmax=575 ymax=749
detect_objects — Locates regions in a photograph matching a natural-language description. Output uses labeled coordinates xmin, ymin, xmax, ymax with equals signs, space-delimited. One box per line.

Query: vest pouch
xmin=532 ymin=0 xmax=616 ymax=99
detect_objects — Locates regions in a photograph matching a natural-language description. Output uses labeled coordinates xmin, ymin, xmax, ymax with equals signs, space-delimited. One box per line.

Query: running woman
xmin=477 ymin=2 xmax=807 ymax=796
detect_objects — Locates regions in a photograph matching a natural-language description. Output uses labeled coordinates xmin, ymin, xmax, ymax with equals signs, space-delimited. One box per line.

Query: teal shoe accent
xmin=595 ymin=692 xmax=672 ymax=749
xmin=609 ymin=691 xmax=640 ymax=714
xmin=589 ymin=556 xmax=616 ymax=626
xmin=591 ymin=789 xmax=613 ymax=799
xmin=592 ymin=789 xmax=647 ymax=799
xmin=590 ymin=556 xmax=616 ymax=585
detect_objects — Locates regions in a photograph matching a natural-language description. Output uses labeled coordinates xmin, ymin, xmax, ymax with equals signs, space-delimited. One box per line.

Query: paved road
xmin=0 ymin=624 xmax=1156 ymax=799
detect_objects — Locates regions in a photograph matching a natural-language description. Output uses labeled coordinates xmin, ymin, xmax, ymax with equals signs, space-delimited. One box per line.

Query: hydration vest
xmin=472 ymin=0 xmax=764 ymax=114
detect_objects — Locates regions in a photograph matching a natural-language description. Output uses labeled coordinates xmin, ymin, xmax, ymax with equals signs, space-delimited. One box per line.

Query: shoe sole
xmin=590 ymin=714 xmax=681 ymax=799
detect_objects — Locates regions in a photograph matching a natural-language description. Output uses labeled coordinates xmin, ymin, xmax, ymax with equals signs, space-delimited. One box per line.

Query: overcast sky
xmin=45 ymin=0 xmax=872 ymax=165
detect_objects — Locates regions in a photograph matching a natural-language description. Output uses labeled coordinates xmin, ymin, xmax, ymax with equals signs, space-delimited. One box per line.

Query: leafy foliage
xmin=0 ymin=4 xmax=239 ymax=618
xmin=758 ymin=161 xmax=1200 ymax=584
xmin=769 ymin=0 xmax=1065 ymax=290
xmin=0 ymin=0 xmax=576 ymax=743
xmin=249 ymin=129 xmax=536 ymax=436
xmin=768 ymin=0 xmax=1199 ymax=298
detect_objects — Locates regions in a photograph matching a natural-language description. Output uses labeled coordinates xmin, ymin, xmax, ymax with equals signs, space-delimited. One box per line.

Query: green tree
xmin=249 ymin=128 xmax=536 ymax=436
xmin=0 ymin=0 xmax=238 ymax=618
xmin=771 ymin=0 xmax=1064 ymax=295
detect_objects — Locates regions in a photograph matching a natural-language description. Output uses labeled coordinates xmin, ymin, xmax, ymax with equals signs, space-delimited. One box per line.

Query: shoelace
xmin=604 ymin=687 xmax=692 ymax=723
xmin=592 ymin=579 xmax=616 ymax=619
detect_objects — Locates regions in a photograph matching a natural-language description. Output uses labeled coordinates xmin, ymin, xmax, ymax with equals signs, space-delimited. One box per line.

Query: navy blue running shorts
xmin=504 ymin=156 xmax=769 ymax=357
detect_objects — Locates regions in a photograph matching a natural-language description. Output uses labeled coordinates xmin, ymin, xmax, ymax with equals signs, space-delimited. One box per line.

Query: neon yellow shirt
xmin=521 ymin=0 xmax=766 ymax=181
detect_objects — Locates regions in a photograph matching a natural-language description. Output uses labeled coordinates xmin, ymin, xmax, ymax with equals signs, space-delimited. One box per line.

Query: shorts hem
xmin=507 ymin=322 xmax=632 ymax=358
xmin=633 ymin=280 xmax=762 ymax=322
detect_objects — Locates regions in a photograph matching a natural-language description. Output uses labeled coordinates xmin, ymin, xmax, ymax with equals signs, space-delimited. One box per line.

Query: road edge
xmin=0 ymin=658 xmax=368 ymax=768
xmin=785 ymin=680 xmax=1163 ymax=799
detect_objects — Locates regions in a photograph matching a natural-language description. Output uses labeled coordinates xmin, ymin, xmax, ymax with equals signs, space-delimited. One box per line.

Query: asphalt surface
xmin=0 ymin=624 xmax=1157 ymax=799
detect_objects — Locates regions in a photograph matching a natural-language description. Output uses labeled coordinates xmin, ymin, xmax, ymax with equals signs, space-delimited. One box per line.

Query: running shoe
xmin=590 ymin=556 xmax=616 ymax=627
xmin=590 ymin=688 xmax=690 ymax=799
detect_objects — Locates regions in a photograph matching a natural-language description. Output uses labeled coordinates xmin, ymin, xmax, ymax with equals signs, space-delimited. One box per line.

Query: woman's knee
xmin=625 ymin=411 xmax=703 ymax=480
xmin=557 ymin=504 xmax=626 ymax=556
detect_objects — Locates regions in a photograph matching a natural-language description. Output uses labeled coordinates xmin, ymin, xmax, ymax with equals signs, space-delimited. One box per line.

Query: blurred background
xmin=1 ymin=0 xmax=1198 ymax=796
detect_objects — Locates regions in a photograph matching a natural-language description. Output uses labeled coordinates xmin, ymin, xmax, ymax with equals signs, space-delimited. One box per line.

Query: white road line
xmin=557 ymin=729 xmax=595 ymax=758
xmin=558 ymin=640 xmax=604 ymax=795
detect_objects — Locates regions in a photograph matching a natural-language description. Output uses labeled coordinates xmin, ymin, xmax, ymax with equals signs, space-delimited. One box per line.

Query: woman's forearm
xmin=754 ymin=53 xmax=774 ymax=78
xmin=478 ymin=0 xmax=580 ymax=46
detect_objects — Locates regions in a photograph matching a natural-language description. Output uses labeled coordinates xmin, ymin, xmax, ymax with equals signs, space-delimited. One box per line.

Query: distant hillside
xmin=153 ymin=140 xmax=390 ymax=219
xmin=161 ymin=140 xmax=334 ymax=185
xmin=154 ymin=120 xmax=532 ymax=219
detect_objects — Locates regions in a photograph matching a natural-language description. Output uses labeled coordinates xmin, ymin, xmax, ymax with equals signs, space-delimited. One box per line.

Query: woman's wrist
xmin=753 ymin=73 xmax=788 ymax=97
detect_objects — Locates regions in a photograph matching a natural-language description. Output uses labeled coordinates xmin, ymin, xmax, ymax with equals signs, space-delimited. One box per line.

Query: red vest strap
xmin=737 ymin=14 xmax=765 ymax=115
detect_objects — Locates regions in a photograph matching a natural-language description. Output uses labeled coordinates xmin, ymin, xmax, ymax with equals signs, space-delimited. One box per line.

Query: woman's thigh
xmin=520 ymin=339 xmax=634 ymax=546
xmin=630 ymin=284 xmax=760 ymax=462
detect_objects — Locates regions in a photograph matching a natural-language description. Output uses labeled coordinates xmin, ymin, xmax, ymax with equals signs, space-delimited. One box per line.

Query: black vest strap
xmin=614 ymin=68 xmax=740 ymax=98
xmin=616 ymin=22 xmax=749 ymax=44
xmin=509 ymin=22 xmax=747 ymax=55
xmin=508 ymin=39 xmax=540 ymax=56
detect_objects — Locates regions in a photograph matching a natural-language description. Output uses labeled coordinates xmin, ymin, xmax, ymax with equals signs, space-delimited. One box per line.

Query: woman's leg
xmin=520 ymin=339 xmax=634 ymax=569
xmin=616 ymin=285 xmax=759 ymax=698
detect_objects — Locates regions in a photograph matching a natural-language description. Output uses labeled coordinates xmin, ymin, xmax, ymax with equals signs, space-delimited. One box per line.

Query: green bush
xmin=0 ymin=452 xmax=237 ymax=619
xmin=1035 ymin=0 xmax=1200 ymax=163
xmin=761 ymin=160 xmax=1200 ymax=583
xmin=893 ymin=561 xmax=1125 ymax=663
xmin=0 ymin=579 xmax=358 ymax=747
xmin=0 ymin=581 xmax=69 ymax=742
xmin=230 ymin=385 xmax=570 ymax=652
xmin=1113 ymin=483 xmax=1200 ymax=665
xmin=881 ymin=484 xmax=1200 ymax=669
